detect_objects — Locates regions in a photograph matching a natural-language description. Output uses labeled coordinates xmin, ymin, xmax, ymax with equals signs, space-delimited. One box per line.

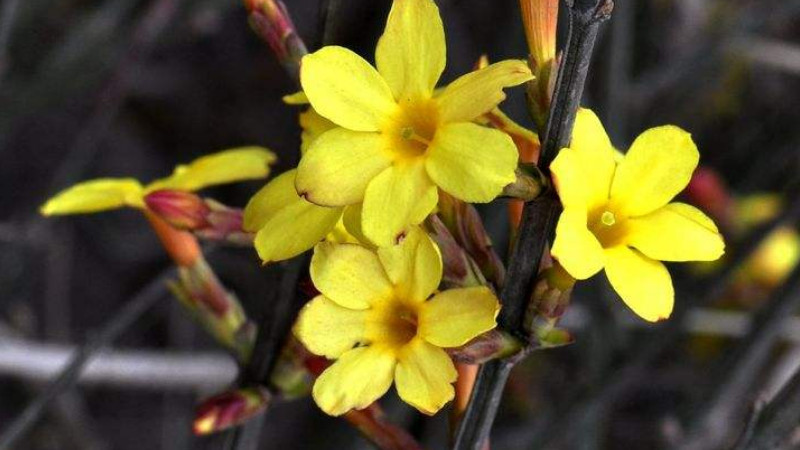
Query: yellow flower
xmin=41 ymin=148 xmax=276 ymax=215
xmin=295 ymin=0 xmax=533 ymax=246
xmin=294 ymin=228 xmax=500 ymax=415
xmin=550 ymin=109 xmax=725 ymax=322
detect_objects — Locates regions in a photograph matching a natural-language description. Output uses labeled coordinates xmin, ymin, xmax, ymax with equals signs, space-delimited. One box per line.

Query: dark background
xmin=2 ymin=0 xmax=800 ymax=448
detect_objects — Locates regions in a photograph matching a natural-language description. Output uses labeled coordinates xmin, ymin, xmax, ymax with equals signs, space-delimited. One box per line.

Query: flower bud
xmin=170 ymin=258 xmax=254 ymax=360
xmin=426 ymin=215 xmax=486 ymax=289
xmin=685 ymin=167 xmax=732 ymax=230
xmin=145 ymin=190 xmax=211 ymax=230
xmin=244 ymin=0 xmax=307 ymax=79
xmin=193 ymin=387 xmax=270 ymax=435
xmin=437 ymin=193 xmax=506 ymax=288
xmin=519 ymin=0 xmax=558 ymax=72
xmin=447 ymin=330 xmax=523 ymax=365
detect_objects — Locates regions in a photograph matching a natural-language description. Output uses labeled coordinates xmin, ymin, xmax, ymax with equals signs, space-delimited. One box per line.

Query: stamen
xmin=400 ymin=127 xmax=432 ymax=146
xmin=601 ymin=211 xmax=616 ymax=226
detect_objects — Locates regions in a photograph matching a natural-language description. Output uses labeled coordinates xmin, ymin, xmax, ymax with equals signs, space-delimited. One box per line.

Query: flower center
xmin=589 ymin=206 xmax=628 ymax=248
xmin=386 ymin=99 xmax=439 ymax=161
xmin=365 ymin=297 xmax=420 ymax=350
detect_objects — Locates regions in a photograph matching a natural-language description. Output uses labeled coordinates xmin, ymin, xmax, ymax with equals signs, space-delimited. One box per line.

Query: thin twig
xmin=321 ymin=0 xmax=343 ymax=46
xmin=224 ymin=256 xmax=309 ymax=450
xmin=680 ymin=260 xmax=800 ymax=450
xmin=0 ymin=0 xmax=20 ymax=80
xmin=0 ymin=270 xmax=172 ymax=450
xmin=734 ymin=361 xmax=800 ymax=450
xmin=452 ymin=1 xmax=612 ymax=448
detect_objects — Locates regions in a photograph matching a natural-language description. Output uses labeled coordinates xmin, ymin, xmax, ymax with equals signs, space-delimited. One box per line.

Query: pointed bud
xmin=528 ymin=262 xmax=574 ymax=320
xmin=145 ymin=191 xmax=253 ymax=246
xmin=447 ymin=330 xmax=524 ymax=365
xmin=145 ymin=190 xmax=210 ymax=230
xmin=193 ymin=387 xmax=270 ymax=435
xmin=170 ymin=257 xmax=254 ymax=360
xmin=437 ymin=193 xmax=506 ymax=288
xmin=519 ymin=0 xmax=560 ymax=130
xmin=426 ymin=215 xmax=486 ymax=289
xmin=501 ymin=165 xmax=547 ymax=202
xmin=269 ymin=337 xmax=314 ymax=399
xmin=519 ymin=0 xmax=559 ymax=72
xmin=244 ymin=0 xmax=307 ymax=80
xmin=525 ymin=261 xmax=577 ymax=348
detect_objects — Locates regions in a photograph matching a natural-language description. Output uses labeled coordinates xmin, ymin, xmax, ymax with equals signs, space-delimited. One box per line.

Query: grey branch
xmin=0 ymin=337 xmax=237 ymax=392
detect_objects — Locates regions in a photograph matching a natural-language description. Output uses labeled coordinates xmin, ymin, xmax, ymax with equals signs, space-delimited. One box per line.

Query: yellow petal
xmin=294 ymin=296 xmax=366 ymax=359
xmin=419 ymin=286 xmax=499 ymax=347
xmin=549 ymin=110 xmax=617 ymax=213
xmin=551 ymin=208 xmax=605 ymax=279
xmin=437 ymin=60 xmax=533 ymax=123
xmin=627 ymin=203 xmax=725 ymax=262
xmin=326 ymin=217 xmax=361 ymax=245
xmin=362 ymin=162 xmax=438 ymax=246
xmin=610 ymin=126 xmax=698 ymax=217
xmin=567 ymin=108 xmax=616 ymax=212
xmin=300 ymin=46 xmax=397 ymax=132
xmin=244 ymin=170 xmax=343 ymax=263
xmin=296 ymin=129 xmax=392 ymax=207
xmin=146 ymin=147 xmax=276 ymax=193
xmin=550 ymin=149 xmax=587 ymax=211
xmin=395 ymin=338 xmax=457 ymax=415
xmin=603 ymin=246 xmax=674 ymax=322
xmin=282 ymin=91 xmax=309 ymax=105
xmin=311 ymin=242 xmax=393 ymax=309
xmin=375 ymin=0 xmax=445 ymax=101
xmin=312 ymin=346 xmax=396 ymax=416
xmin=41 ymin=178 xmax=144 ymax=215
xmin=299 ymin=108 xmax=337 ymax=155
xmin=426 ymin=123 xmax=517 ymax=203
xmin=377 ymin=227 xmax=442 ymax=302
xmin=341 ymin=204 xmax=373 ymax=247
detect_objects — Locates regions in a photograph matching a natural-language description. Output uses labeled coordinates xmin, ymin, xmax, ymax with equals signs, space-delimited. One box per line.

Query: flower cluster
xmin=39 ymin=0 xmax=728 ymax=426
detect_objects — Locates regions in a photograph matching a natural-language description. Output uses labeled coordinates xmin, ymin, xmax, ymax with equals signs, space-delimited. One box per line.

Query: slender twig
xmin=224 ymin=256 xmax=309 ymax=450
xmin=680 ymin=260 xmax=800 ymax=450
xmin=321 ymin=0 xmax=343 ymax=46
xmin=734 ymin=361 xmax=800 ymax=450
xmin=0 ymin=271 xmax=172 ymax=450
xmin=0 ymin=0 xmax=20 ymax=80
xmin=452 ymin=1 xmax=612 ymax=448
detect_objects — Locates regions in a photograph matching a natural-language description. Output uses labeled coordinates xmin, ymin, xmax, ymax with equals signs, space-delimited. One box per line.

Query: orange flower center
xmin=385 ymin=99 xmax=440 ymax=161
xmin=365 ymin=296 xmax=420 ymax=350
xmin=589 ymin=206 xmax=629 ymax=248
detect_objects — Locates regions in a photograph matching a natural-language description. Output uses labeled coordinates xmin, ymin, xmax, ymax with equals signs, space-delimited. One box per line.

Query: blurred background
xmin=2 ymin=0 xmax=800 ymax=448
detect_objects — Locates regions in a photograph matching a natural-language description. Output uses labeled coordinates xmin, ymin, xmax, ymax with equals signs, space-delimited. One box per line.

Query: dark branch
xmin=734 ymin=357 xmax=800 ymax=450
xmin=452 ymin=1 xmax=612 ymax=449
xmin=224 ymin=256 xmax=309 ymax=450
